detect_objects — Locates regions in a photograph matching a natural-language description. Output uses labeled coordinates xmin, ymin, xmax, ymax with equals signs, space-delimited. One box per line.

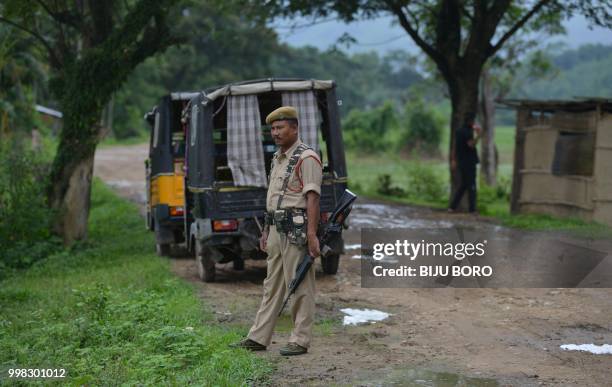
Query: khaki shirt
xmin=266 ymin=139 xmax=322 ymax=211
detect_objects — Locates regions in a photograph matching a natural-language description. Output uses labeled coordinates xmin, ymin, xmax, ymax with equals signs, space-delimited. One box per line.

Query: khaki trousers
xmin=247 ymin=224 xmax=316 ymax=348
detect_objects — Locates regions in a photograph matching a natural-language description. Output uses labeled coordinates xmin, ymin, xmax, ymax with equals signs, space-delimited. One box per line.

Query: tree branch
xmin=384 ymin=0 xmax=442 ymax=64
xmin=462 ymin=0 xmax=509 ymax=66
xmin=0 ymin=16 xmax=61 ymax=68
xmin=35 ymin=0 xmax=59 ymax=20
xmin=35 ymin=0 xmax=82 ymax=29
xmin=462 ymin=3 xmax=474 ymax=22
xmin=403 ymin=7 xmax=420 ymax=34
xmin=435 ymin=0 xmax=462 ymax=59
xmin=489 ymin=0 xmax=552 ymax=56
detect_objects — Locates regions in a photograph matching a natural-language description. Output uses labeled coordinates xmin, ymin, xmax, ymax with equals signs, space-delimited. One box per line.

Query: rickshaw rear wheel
xmin=321 ymin=254 xmax=339 ymax=275
xmin=195 ymin=241 xmax=216 ymax=282
xmin=156 ymin=243 xmax=171 ymax=256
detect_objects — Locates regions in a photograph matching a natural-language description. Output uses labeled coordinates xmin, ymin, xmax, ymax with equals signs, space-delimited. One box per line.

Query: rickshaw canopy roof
xmin=178 ymin=78 xmax=335 ymax=104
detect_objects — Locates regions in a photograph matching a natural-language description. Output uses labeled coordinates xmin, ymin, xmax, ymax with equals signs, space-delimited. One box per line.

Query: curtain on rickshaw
xmin=226 ymin=95 xmax=267 ymax=187
xmin=282 ymin=90 xmax=320 ymax=153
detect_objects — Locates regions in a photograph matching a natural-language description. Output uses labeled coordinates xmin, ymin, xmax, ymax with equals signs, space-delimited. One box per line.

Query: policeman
xmin=230 ymin=106 xmax=323 ymax=356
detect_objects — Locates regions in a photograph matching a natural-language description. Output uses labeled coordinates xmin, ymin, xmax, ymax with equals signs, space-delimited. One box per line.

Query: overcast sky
xmin=274 ymin=15 xmax=612 ymax=55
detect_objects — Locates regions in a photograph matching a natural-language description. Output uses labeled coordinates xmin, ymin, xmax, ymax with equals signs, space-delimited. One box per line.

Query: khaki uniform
xmin=247 ymin=139 xmax=322 ymax=348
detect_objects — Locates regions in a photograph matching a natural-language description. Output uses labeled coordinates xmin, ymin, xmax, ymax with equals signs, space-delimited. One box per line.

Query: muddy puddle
xmin=351 ymin=203 xmax=456 ymax=229
xmin=361 ymin=367 xmax=501 ymax=387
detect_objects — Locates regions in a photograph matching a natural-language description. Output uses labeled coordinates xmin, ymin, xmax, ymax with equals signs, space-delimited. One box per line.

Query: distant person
xmin=449 ymin=114 xmax=481 ymax=213
xmin=230 ymin=106 xmax=322 ymax=356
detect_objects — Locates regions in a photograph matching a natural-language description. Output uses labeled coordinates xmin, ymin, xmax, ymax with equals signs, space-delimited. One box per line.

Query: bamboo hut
xmin=504 ymin=98 xmax=612 ymax=227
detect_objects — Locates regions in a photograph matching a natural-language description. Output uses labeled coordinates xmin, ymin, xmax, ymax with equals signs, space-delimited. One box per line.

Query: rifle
xmin=278 ymin=189 xmax=357 ymax=316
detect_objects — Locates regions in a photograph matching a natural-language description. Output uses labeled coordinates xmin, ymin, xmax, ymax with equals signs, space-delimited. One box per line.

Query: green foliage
xmin=111 ymin=98 xmax=149 ymax=139
xmin=271 ymin=48 xmax=421 ymax=115
xmin=376 ymin=174 xmax=406 ymax=196
xmin=0 ymin=26 xmax=47 ymax=134
xmin=112 ymin=1 xmax=274 ymax=139
xmin=477 ymin=174 xmax=512 ymax=214
xmin=513 ymin=44 xmax=612 ymax=100
xmin=0 ymin=137 xmax=60 ymax=273
xmin=553 ymin=43 xmax=612 ymax=70
xmin=401 ymin=97 xmax=444 ymax=156
xmin=343 ymin=100 xmax=398 ymax=152
xmin=374 ymin=162 xmax=447 ymax=204
xmin=405 ymin=161 xmax=447 ymax=202
xmin=0 ymin=180 xmax=272 ymax=384
xmin=113 ymin=26 xmax=422 ymax=140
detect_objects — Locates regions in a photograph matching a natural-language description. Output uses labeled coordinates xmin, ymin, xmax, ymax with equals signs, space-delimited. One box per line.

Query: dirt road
xmin=95 ymin=143 xmax=612 ymax=386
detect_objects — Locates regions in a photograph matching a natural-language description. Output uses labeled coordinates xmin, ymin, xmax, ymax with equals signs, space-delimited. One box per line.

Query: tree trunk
xmin=48 ymin=150 xmax=95 ymax=244
xmin=478 ymin=68 xmax=498 ymax=186
xmin=47 ymin=84 xmax=104 ymax=245
xmin=448 ymin=75 xmax=481 ymax=211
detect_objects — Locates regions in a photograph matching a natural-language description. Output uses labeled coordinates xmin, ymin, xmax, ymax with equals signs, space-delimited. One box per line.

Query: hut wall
xmin=521 ymin=171 xmax=593 ymax=215
xmin=523 ymin=129 xmax=557 ymax=170
xmin=593 ymin=114 xmax=612 ymax=226
xmin=516 ymin=108 xmax=598 ymax=220
xmin=551 ymin=110 xmax=598 ymax=132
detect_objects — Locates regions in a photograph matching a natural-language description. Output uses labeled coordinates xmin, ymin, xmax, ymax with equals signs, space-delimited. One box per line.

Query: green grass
xmin=274 ymin=314 xmax=339 ymax=337
xmin=480 ymin=206 xmax=612 ymax=238
xmin=0 ymin=179 xmax=272 ymax=385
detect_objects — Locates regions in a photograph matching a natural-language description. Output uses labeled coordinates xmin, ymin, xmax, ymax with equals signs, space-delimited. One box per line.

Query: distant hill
xmin=512 ymin=44 xmax=612 ymax=100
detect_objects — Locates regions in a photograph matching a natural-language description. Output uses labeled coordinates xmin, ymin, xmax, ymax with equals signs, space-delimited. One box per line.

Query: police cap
xmin=265 ymin=106 xmax=299 ymax=125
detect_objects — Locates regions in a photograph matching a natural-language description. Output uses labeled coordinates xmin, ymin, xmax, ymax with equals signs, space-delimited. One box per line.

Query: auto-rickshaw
xmin=144 ymin=92 xmax=198 ymax=256
xmin=183 ymin=78 xmax=349 ymax=282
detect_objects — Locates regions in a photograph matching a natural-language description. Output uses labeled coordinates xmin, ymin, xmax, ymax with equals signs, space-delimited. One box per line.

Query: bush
xmin=405 ymin=162 xmax=447 ymax=203
xmin=342 ymin=100 xmax=398 ymax=152
xmin=401 ymin=97 xmax=444 ymax=157
xmin=477 ymin=174 xmax=513 ymax=214
xmin=376 ymin=174 xmax=406 ymax=196
xmin=478 ymin=174 xmax=512 ymax=205
xmin=374 ymin=163 xmax=447 ymax=204
xmin=0 ymin=137 xmax=60 ymax=273
xmin=495 ymin=174 xmax=512 ymax=202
